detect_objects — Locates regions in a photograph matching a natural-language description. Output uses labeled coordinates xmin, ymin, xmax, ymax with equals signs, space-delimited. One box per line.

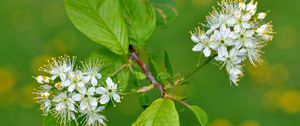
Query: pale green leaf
xmin=121 ymin=0 xmax=156 ymax=44
xmin=150 ymin=0 xmax=178 ymax=27
xmin=188 ymin=105 xmax=208 ymax=126
xmin=65 ymin=0 xmax=128 ymax=55
xmin=132 ymin=98 xmax=180 ymax=126
xmin=134 ymin=71 xmax=147 ymax=80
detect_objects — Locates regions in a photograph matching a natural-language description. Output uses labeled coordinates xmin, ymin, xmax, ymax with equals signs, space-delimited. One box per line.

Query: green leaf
xmin=163 ymin=50 xmax=173 ymax=77
xmin=148 ymin=57 xmax=158 ymax=78
xmin=132 ymin=98 xmax=180 ymax=126
xmin=90 ymin=47 xmax=130 ymax=92
xmin=188 ymin=105 xmax=208 ymax=126
xmin=120 ymin=0 xmax=156 ymax=44
xmin=138 ymin=93 xmax=150 ymax=109
xmin=134 ymin=71 xmax=147 ymax=80
xmin=150 ymin=0 xmax=178 ymax=27
xmin=42 ymin=115 xmax=60 ymax=126
xmin=65 ymin=0 xmax=129 ymax=55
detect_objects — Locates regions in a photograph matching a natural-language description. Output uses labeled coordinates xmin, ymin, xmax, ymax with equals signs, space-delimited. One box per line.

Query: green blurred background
xmin=1 ymin=0 xmax=300 ymax=126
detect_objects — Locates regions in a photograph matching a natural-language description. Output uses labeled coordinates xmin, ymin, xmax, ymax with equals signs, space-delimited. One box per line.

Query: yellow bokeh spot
xmin=31 ymin=54 xmax=53 ymax=74
xmin=278 ymin=90 xmax=300 ymax=114
xmin=44 ymin=30 xmax=78 ymax=54
xmin=19 ymin=84 xmax=36 ymax=108
xmin=0 ymin=90 xmax=18 ymax=105
xmin=240 ymin=120 xmax=260 ymax=126
xmin=211 ymin=118 xmax=233 ymax=126
xmin=247 ymin=62 xmax=289 ymax=86
xmin=0 ymin=67 xmax=17 ymax=93
xmin=261 ymin=89 xmax=282 ymax=111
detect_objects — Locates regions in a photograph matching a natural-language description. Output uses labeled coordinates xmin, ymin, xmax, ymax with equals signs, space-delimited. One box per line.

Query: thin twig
xmin=129 ymin=45 xmax=165 ymax=96
xmin=110 ymin=59 xmax=132 ymax=77
xmin=185 ymin=54 xmax=217 ymax=79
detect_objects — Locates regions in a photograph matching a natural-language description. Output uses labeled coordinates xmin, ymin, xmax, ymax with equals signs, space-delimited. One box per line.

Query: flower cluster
xmin=34 ymin=55 xmax=121 ymax=126
xmin=190 ymin=0 xmax=273 ymax=85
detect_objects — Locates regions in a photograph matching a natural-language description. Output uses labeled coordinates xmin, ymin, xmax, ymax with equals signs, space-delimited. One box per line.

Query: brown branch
xmin=129 ymin=45 xmax=165 ymax=96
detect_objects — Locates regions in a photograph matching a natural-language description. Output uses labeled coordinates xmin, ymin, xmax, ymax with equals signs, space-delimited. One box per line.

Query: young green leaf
xmin=134 ymin=71 xmax=147 ymax=80
xmin=120 ymin=0 xmax=156 ymax=44
xmin=150 ymin=0 xmax=178 ymax=27
xmin=90 ymin=47 xmax=130 ymax=92
xmin=65 ymin=0 xmax=129 ymax=55
xmin=138 ymin=93 xmax=150 ymax=109
xmin=188 ymin=105 xmax=208 ymax=126
xmin=148 ymin=57 xmax=158 ymax=78
xmin=163 ymin=50 xmax=173 ymax=77
xmin=132 ymin=98 xmax=180 ymax=126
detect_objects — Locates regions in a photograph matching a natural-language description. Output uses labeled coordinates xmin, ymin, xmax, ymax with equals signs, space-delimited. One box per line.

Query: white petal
xmin=191 ymin=34 xmax=200 ymax=43
xmin=87 ymin=87 xmax=95 ymax=96
xmin=68 ymin=103 xmax=75 ymax=111
xmin=203 ymin=47 xmax=211 ymax=57
xmin=35 ymin=76 xmax=44 ymax=84
xmin=82 ymin=76 xmax=90 ymax=83
xmin=234 ymin=25 xmax=241 ymax=33
xmin=90 ymin=98 xmax=98 ymax=108
xmin=95 ymin=87 xmax=107 ymax=94
xmin=96 ymin=73 xmax=102 ymax=79
xmin=192 ymin=43 xmax=203 ymax=52
xmin=78 ymin=82 xmax=85 ymax=88
xmin=51 ymin=75 xmax=57 ymax=80
xmin=229 ymin=48 xmax=239 ymax=58
xmin=56 ymin=102 xmax=66 ymax=111
xmin=78 ymin=87 xmax=87 ymax=94
xmin=220 ymin=24 xmax=226 ymax=34
xmin=242 ymin=13 xmax=252 ymax=21
xmin=68 ymin=85 xmax=76 ymax=92
xmin=80 ymin=101 xmax=88 ymax=110
xmin=112 ymin=93 xmax=121 ymax=103
xmin=257 ymin=13 xmax=266 ymax=20
xmin=246 ymin=1 xmax=257 ymax=11
xmin=72 ymin=94 xmax=82 ymax=101
xmin=91 ymin=76 xmax=98 ymax=86
xmin=106 ymin=77 xmax=115 ymax=87
xmin=100 ymin=94 xmax=110 ymax=104
xmin=62 ymin=80 xmax=71 ymax=87
xmin=60 ymin=74 xmax=66 ymax=81
xmin=227 ymin=16 xmax=236 ymax=26
xmin=242 ymin=22 xmax=251 ymax=29
xmin=97 ymin=106 xmax=105 ymax=112
xmin=218 ymin=46 xmax=228 ymax=58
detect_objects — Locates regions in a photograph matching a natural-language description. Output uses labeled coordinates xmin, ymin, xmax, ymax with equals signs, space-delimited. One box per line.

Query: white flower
xmin=52 ymin=92 xmax=77 ymax=124
xmin=40 ymin=55 xmax=76 ymax=81
xmin=34 ymin=75 xmax=50 ymax=84
xmin=34 ymin=55 xmax=117 ymax=126
xmin=63 ymin=70 xmax=87 ymax=92
xmin=81 ymin=58 xmax=103 ymax=86
xmin=96 ymin=77 xmax=121 ymax=104
xmin=191 ymin=32 xmax=213 ymax=57
xmin=34 ymin=85 xmax=52 ymax=113
xmin=81 ymin=106 xmax=107 ymax=126
xmin=190 ymin=0 xmax=273 ymax=85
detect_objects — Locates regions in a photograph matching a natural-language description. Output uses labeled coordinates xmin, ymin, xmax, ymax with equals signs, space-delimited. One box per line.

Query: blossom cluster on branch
xmin=34 ymin=55 xmax=121 ymax=126
xmin=190 ymin=0 xmax=273 ymax=85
